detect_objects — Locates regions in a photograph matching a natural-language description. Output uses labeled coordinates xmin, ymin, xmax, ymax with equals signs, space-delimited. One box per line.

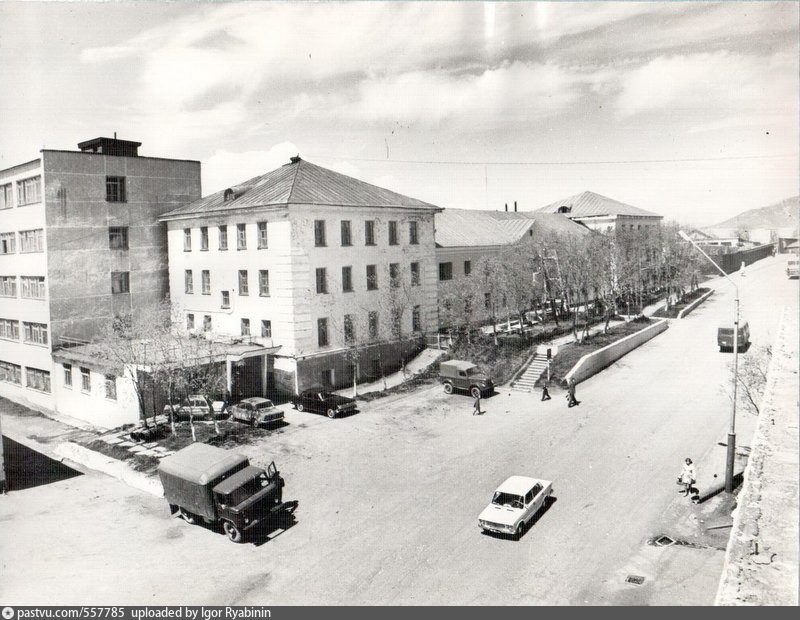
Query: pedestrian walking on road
xmin=472 ymin=393 xmax=482 ymax=416
xmin=541 ymin=383 xmax=551 ymax=401
xmin=679 ymin=458 xmax=697 ymax=497
xmin=566 ymin=378 xmax=579 ymax=407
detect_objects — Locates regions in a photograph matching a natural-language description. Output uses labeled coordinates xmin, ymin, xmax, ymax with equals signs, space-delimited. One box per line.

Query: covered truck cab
xmin=158 ymin=443 xmax=284 ymax=542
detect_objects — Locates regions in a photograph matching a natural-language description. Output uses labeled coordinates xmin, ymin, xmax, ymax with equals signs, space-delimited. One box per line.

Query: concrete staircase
xmin=511 ymin=354 xmax=550 ymax=393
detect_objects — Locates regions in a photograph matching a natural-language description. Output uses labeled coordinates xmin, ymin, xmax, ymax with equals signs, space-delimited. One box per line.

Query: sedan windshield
xmin=256 ymin=401 xmax=274 ymax=409
xmin=492 ymin=492 xmax=523 ymax=509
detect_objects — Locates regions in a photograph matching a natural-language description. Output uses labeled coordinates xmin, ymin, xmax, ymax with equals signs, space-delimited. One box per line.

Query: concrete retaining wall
xmin=564 ymin=319 xmax=669 ymax=385
xmin=678 ymin=289 xmax=715 ymax=319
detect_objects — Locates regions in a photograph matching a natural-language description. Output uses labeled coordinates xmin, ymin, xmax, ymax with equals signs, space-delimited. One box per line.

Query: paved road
xmin=1 ymin=256 xmax=795 ymax=605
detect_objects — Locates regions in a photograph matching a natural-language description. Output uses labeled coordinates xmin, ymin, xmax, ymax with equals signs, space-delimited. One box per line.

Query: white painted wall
xmin=53 ymin=363 xmax=140 ymax=429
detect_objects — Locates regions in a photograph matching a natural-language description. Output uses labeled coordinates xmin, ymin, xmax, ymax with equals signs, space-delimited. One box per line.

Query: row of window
xmin=0 ymin=229 xmax=44 ymax=255
xmin=62 ymin=363 xmax=117 ymax=399
xmin=315 ymin=262 xmax=422 ymax=294
xmin=0 ymin=176 xmax=42 ymax=210
xmin=185 ymin=313 xmax=273 ymax=339
xmin=184 ymin=269 xmax=270 ymax=298
xmin=316 ymin=306 xmax=422 ymax=348
xmin=184 ymin=223 xmax=265 ymax=252
xmin=0 ymin=361 xmax=50 ymax=393
xmin=0 ymin=319 xmax=49 ymax=345
xmin=0 ymin=275 xmax=46 ymax=299
xmin=314 ymin=219 xmax=418 ymax=247
xmin=438 ymin=260 xmax=471 ymax=281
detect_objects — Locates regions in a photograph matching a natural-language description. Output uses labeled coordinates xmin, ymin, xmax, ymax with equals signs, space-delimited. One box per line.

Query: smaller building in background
xmin=535 ymin=190 xmax=662 ymax=233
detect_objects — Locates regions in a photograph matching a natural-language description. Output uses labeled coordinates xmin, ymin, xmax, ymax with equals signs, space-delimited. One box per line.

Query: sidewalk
xmin=333 ymin=347 xmax=446 ymax=398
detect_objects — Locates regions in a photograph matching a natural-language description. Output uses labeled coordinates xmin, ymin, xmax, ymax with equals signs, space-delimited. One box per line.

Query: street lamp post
xmin=679 ymin=231 xmax=739 ymax=493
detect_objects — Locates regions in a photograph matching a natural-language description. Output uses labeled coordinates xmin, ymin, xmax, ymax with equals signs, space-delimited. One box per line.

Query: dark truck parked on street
xmin=158 ymin=443 xmax=285 ymax=543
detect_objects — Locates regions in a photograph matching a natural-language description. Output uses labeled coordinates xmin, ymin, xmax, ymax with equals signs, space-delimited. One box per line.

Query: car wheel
xmin=296 ymin=403 xmax=305 ymax=412
xmin=179 ymin=508 xmax=195 ymax=524
xmin=514 ymin=522 xmax=524 ymax=540
xmin=443 ymin=382 xmax=454 ymax=394
xmin=327 ymin=408 xmax=336 ymax=419
xmin=470 ymin=386 xmax=482 ymax=399
xmin=222 ymin=520 xmax=243 ymax=543
xmin=250 ymin=417 xmax=258 ymax=428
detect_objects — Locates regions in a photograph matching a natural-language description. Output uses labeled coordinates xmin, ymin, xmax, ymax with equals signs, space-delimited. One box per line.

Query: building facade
xmin=0 ymin=137 xmax=201 ymax=419
xmin=536 ymin=190 xmax=662 ymax=233
xmin=161 ymin=157 xmax=440 ymax=395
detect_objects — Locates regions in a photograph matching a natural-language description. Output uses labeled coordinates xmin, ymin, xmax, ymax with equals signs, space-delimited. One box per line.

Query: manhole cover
xmin=625 ymin=575 xmax=646 ymax=585
xmin=655 ymin=535 xmax=675 ymax=547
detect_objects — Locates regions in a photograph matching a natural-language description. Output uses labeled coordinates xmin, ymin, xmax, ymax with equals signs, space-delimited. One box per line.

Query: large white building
xmin=160 ymin=156 xmax=441 ymax=395
xmin=0 ymin=136 xmax=201 ymax=423
xmin=536 ymin=190 xmax=662 ymax=233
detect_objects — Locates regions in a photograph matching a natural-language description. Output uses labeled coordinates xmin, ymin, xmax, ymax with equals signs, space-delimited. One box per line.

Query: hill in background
xmin=709 ymin=195 xmax=799 ymax=231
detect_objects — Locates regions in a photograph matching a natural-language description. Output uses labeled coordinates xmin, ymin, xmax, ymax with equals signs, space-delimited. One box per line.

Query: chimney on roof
xmin=290 ymin=155 xmax=301 ymax=164
xmin=514 ymin=201 xmax=518 ymax=212
xmin=505 ymin=203 xmax=508 ymax=212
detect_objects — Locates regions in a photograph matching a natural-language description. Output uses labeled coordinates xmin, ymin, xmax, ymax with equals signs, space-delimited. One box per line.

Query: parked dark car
xmin=291 ymin=388 xmax=357 ymax=418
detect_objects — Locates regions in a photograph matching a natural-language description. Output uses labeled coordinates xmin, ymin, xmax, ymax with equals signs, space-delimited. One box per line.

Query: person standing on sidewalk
xmin=541 ymin=383 xmax=551 ymax=401
xmin=472 ymin=393 xmax=482 ymax=415
xmin=679 ymin=458 xmax=697 ymax=497
xmin=566 ymin=378 xmax=579 ymax=407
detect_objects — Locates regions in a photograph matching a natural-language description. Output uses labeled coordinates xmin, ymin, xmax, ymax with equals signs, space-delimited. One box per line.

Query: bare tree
xmin=733 ymin=345 xmax=773 ymax=415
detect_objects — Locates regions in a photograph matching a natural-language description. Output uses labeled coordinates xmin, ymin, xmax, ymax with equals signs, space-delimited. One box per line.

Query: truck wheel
xmin=296 ymin=403 xmax=305 ymax=412
xmin=470 ymin=386 xmax=482 ymax=399
xmin=179 ymin=508 xmax=195 ymax=524
xmin=327 ymin=408 xmax=336 ymax=419
xmin=223 ymin=520 xmax=243 ymax=543
xmin=443 ymin=383 xmax=453 ymax=394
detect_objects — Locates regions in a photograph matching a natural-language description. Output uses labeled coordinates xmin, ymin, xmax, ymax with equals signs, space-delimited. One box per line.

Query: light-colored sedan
xmin=229 ymin=397 xmax=284 ymax=427
xmin=478 ymin=476 xmax=553 ymax=539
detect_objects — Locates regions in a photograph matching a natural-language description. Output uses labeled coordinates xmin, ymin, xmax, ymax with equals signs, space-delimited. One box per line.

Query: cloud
xmin=202 ymin=142 xmax=299 ymax=194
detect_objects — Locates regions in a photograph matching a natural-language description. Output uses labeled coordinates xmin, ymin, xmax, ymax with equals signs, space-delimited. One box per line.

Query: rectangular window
xmin=109 ymin=226 xmax=128 ymax=250
xmin=257 ymin=221 xmax=268 ymax=249
xmin=438 ymin=262 xmax=453 ymax=281
xmin=111 ymin=271 xmax=130 ymax=294
xmin=0 ymin=361 xmax=22 ymax=385
xmin=317 ymin=317 xmax=329 ymax=347
xmin=0 ymin=276 xmax=17 ymax=297
xmin=238 ymin=270 xmax=249 ymax=295
xmin=105 ymin=374 xmax=117 ymax=400
xmin=0 ymin=232 xmax=15 ymax=254
xmin=201 ymin=270 xmax=210 ymax=294
xmin=261 ymin=319 xmax=272 ymax=338
xmin=344 ymin=314 xmax=355 ymax=344
xmin=237 ymin=223 xmax=247 ymax=250
xmin=23 ymin=321 xmax=48 ymax=345
xmin=200 ymin=227 xmax=209 ymax=251
xmin=25 ymin=367 xmax=50 ymax=393
xmin=105 ymin=176 xmax=126 ymax=203
xmin=80 ymin=367 xmax=90 ymax=392
xmin=464 ymin=260 xmax=472 ymax=276
xmin=0 ymin=319 xmax=20 ymax=341
xmin=366 ymin=264 xmax=378 ymax=290
xmin=259 ymin=270 xmax=270 ymax=296
xmin=63 ymin=363 xmax=72 ymax=387
xmin=221 ymin=290 xmax=230 ymax=309
xmin=184 ymin=270 xmax=193 ymax=294
xmin=203 ymin=315 xmax=212 ymax=331
xmin=388 ymin=221 xmax=398 ymax=245
xmin=20 ymin=276 xmax=45 ymax=300
xmin=368 ymin=311 xmax=379 ymax=340
xmin=342 ymin=266 xmax=353 ymax=292
xmin=412 ymin=305 xmax=421 ymax=332
xmin=19 ymin=229 xmax=44 ymax=253
xmin=484 ymin=292 xmax=491 ymax=309
xmin=218 ymin=225 xmax=228 ymax=250
xmin=410 ymin=262 xmax=420 ymax=287
xmin=186 ymin=313 xmax=195 ymax=331
xmin=314 ymin=220 xmax=326 ymax=247
xmin=340 ymin=220 xmax=352 ymax=246
xmin=0 ymin=183 xmax=12 ymax=209
xmin=389 ymin=263 xmax=400 ymax=287
xmin=183 ymin=228 xmax=192 ymax=251
xmin=241 ymin=318 xmax=250 ymax=336
xmin=17 ymin=176 xmax=41 ymax=206
xmin=391 ymin=309 xmax=402 ymax=338
xmin=316 ymin=267 xmax=328 ymax=294
xmin=365 ymin=220 xmax=376 ymax=246
xmin=409 ymin=221 xmax=419 ymax=245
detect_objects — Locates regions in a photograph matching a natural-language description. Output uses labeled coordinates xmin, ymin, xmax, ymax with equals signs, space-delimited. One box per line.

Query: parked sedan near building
xmin=478 ymin=476 xmax=553 ymax=540
xmin=163 ymin=395 xmax=226 ymax=421
xmin=291 ymin=388 xmax=357 ymax=418
xmin=229 ymin=397 xmax=284 ymax=427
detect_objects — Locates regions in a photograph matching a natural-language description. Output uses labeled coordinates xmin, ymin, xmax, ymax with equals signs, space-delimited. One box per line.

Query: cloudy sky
xmin=1 ymin=1 xmax=797 ymax=226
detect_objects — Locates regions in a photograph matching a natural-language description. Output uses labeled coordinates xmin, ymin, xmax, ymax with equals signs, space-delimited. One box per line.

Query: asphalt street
xmin=0 ymin=256 xmax=795 ymax=605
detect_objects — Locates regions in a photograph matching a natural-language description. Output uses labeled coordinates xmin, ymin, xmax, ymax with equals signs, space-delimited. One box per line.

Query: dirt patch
xmin=652 ymin=288 xmax=711 ymax=319
xmin=538 ymin=317 xmax=654 ymax=387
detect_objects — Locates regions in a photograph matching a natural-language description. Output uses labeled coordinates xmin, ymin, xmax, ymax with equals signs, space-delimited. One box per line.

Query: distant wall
xmin=565 ymin=319 xmax=669 ymax=385
xmin=710 ymin=243 xmax=775 ymax=274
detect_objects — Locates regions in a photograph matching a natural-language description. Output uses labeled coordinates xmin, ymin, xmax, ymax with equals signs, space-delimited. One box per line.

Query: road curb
xmin=678 ymin=289 xmax=715 ymax=319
